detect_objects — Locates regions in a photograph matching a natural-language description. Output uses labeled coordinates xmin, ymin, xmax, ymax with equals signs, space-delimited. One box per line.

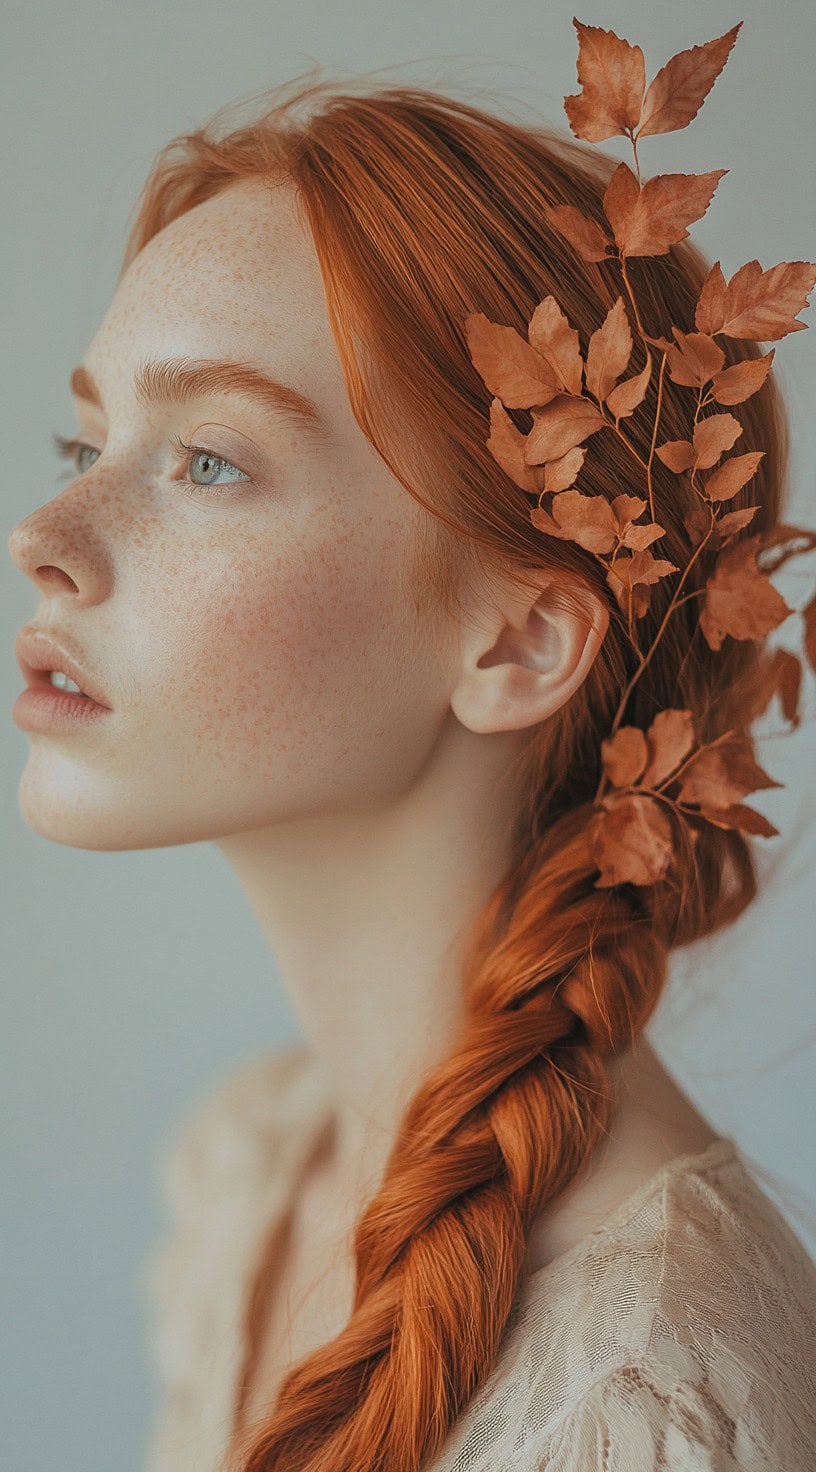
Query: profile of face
xmin=7 ymin=179 xmax=476 ymax=851
xmin=9 ymin=176 xmax=605 ymax=857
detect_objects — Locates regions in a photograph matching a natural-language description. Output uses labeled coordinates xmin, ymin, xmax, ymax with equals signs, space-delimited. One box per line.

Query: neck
xmin=215 ymin=710 xmax=528 ymax=1201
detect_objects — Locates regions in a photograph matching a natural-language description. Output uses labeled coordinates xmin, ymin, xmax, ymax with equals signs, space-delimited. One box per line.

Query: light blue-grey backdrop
xmin=3 ymin=2 xmax=815 ymax=1468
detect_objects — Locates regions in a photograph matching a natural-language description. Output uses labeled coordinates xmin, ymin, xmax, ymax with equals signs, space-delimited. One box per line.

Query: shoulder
xmin=434 ymin=1142 xmax=816 ymax=1472
xmin=154 ymin=1040 xmax=330 ymax=1219
xmin=142 ymin=1041 xmax=332 ymax=1390
xmin=522 ymin=1142 xmax=816 ymax=1469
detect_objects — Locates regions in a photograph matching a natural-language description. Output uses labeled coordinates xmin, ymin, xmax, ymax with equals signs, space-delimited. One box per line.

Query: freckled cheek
xmin=180 ymin=549 xmax=399 ymax=739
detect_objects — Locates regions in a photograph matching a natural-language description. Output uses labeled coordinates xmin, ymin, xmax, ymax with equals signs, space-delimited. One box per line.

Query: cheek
xmin=164 ymin=521 xmax=419 ymax=779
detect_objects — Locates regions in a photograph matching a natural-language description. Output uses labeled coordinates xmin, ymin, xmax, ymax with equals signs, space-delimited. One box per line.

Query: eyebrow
xmin=69 ymin=357 xmax=332 ymax=445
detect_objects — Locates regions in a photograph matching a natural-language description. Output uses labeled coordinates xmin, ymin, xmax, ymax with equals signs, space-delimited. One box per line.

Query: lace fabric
xmin=142 ymin=1044 xmax=816 ymax=1471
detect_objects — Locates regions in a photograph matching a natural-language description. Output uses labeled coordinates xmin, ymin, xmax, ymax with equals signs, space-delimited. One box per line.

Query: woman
xmin=9 ymin=18 xmax=816 ymax=1472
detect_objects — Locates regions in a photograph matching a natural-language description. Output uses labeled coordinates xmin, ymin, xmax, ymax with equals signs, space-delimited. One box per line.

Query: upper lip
xmin=15 ymin=628 xmax=112 ymax=709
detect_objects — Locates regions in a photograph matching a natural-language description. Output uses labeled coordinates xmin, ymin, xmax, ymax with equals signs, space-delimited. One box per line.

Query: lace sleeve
xmin=534 ymin=1358 xmax=762 ymax=1472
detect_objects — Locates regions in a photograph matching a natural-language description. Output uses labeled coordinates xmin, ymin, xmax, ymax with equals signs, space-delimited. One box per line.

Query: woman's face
xmin=8 ymin=177 xmax=460 ymax=850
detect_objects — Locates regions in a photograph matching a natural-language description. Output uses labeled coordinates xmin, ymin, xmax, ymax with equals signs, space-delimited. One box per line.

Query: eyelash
xmin=50 ymin=431 xmax=252 ymax=500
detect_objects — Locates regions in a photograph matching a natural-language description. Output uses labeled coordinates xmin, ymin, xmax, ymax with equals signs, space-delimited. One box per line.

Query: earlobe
xmin=449 ymin=576 xmax=608 ymax=736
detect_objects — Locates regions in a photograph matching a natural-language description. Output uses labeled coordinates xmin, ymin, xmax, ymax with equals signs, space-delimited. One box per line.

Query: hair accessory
xmin=464 ymin=17 xmax=816 ymax=887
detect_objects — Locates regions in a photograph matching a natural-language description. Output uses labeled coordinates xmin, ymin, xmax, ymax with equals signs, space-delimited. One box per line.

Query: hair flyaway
xmin=124 ymin=15 xmax=816 ymax=1472
xmin=464 ymin=17 xmax=816 ymax=889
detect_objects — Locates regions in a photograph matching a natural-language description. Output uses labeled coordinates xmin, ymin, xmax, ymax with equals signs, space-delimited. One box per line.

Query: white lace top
xmin=142 ymin=1043 xmax=816 ymax=1471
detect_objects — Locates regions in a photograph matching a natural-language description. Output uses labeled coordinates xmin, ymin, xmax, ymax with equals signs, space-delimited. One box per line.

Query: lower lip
xmin=12 ymin=685 xmax=113 ymax=732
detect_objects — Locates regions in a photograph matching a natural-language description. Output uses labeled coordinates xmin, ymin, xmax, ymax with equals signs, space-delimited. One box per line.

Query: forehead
xmin=83 ymin=178 xmax=350 ymax=432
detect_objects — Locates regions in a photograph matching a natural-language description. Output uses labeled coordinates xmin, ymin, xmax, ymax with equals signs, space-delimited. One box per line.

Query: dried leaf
xmin=464 ymin=312 xmax=561 ymax=408
xmin=757 ymin=524 xmax=816 ymax=574
xmin=715 ymin=505 xmax=759 ymax=543
xmin=702 ymin=450 xmax=764 ymax=503
xmin=692 ymin=413 xmax=743 ymax=469
xmin=604 ymin=161 xmax=728 ymax=259
xmin=585 ymin=297 xmax=633 ymax=404
xmin=641 ymin=709 xmax=695 ymax=787
xmin=757 ymin=647 xmax=802 ymax=727
xmin=677 ymin=738 xmax=781 ymax=809
xmin=637 ymin=23 xmax=743 ymax=139
xmin=611 ymin=493 xmax=665 ymax=549
xmin=694 ymin=803 xmax=779 ymax=837
xmin=524 ymin=395 xmax=607 ymax=464
xmin=601 ymin=726 xmax=648 ymax=787
xmin=710 ymin=350 xmax=775 ymax=405
xmin=486 ymin=399 xmax=544 ymax=495
xmin=543 ymin=490 xmax=618 ymax=553
xmin=665 ymin=329 xmax=725 ymax=388
xmin=804 ymin=593 xmax=816 ymax=675
xmin=606 ymin=352 xmax=653 ymax=420
xmin=696 ymin=258 xmax=816 ymax=341
xmin=656 ymin=438 xmax=695 ymax=472
xmin=607 ymin=548 xmax=678 ymax=614
xmin=527 ymin=297 xmax=585 ymax=397
xmin=563 ymin=20 xmax=646 ymax=142
xmin=700 ymin=536 xmax=792 ymax=650
xmin=684 ymin=502 xmax=712 ymax=546
xmin=592 ymin=794 xmax=674 ymax=887
xmin=543 ymin=445 xmax=587 ymax=495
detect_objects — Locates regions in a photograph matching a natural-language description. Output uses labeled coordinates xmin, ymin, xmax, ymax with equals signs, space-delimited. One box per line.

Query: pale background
xmin=2 ymin=1 xmax=815 ymax=1467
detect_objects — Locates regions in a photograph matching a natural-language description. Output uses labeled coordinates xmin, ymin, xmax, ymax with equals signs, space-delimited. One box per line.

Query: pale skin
xmin=8 ymin=176 xmax=719 ymax=1416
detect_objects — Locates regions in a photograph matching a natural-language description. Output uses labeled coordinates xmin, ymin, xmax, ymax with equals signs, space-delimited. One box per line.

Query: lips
xmin=14 ymin=628 xmax=112 ymax=710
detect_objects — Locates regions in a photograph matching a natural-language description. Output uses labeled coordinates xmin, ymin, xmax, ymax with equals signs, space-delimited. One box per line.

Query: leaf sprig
xmin=463 ymin=18 xmax=816 ymax=887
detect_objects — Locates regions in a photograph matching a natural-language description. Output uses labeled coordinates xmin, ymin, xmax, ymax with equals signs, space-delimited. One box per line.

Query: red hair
xmin=122 ymin=72 xmax=788 ymax=1471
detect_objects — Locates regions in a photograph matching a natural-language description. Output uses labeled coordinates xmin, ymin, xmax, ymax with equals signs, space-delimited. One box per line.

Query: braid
xmin=225 ymin=812 xmax=666 ymax=1472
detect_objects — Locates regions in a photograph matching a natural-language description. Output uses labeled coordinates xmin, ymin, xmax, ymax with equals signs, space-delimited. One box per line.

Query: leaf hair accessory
xmin=464 ymin=17 xmax=816 ymax=888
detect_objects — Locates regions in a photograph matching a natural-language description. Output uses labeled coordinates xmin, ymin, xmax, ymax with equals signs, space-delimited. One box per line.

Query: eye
xmin=51 ymin=431 xmax=253 ymax=500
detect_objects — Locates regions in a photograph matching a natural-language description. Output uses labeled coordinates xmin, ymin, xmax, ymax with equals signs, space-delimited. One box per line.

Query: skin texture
xmin=8 ymin=177 xmax=715 ymax=1230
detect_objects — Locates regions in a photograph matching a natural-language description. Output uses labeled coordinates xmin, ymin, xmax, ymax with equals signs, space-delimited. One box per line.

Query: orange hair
xmin=122 ymin=72 xmax=789 ymax=1471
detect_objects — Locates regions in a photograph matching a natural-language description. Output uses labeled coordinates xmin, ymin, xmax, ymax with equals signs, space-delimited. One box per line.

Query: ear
xmin=449 ymin=570 xmax=608 ymax=736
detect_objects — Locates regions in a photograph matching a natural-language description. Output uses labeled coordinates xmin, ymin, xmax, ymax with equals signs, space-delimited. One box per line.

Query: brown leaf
xmin=694 ymin=261 xmax=728 ymax=336
xmin=665 ymin=329 xmax=725 ymax=388
xmin=524 ymin=395 xmax=607 ymax=464
xmin=694 ymin=803 xmax=779 ymax=837
xmin=533 ymin=489 xmax=618 ymax=553
xmin=604 ymin=161 xmax=728 ymax=259
xmin=697 ymin=258 xmax=816 ymax=341
xmin=757 ymin=524 xmax=816 ymax=574
xmin=611 ymin=493 xmax=665 ymax=549
xmin=710 ymin=350 xmax=775 ymax=405
xmin=656 ymin=438 xmax=694 ymax=473
xmin=700 ymin=536 xmax=792 ymax=650
xmin=607 ymin=549 xmax=678 ymax=615
xmin=692 ymin=413 xmax=743 ymax=469
xmin=464 ymin=312 xmax=561 ymax=408
xmin=757 ymin=647 xmax=802 ymax=727
xmin=684 ymin=503 xmax=712 ymax=546
xmin=715 ymin=505 xmax=758 ymax=544
xmin=543 ymin=203 xmax=614 ymax=263
xmin=677 ymin=738 xmax=781 ymax=809
xmin=527 ymin=297 xmax=585 ymax=397
xmin=585 ymin=297 xmax=633 ymax=404
xmin=563 ymin=20 xmax=646 ymax=143
xmin=702 ymin=450 xmax=764 ymax=503
xmin=804 ymin=592 xmax=816 ymax=675
xmin=592 ymin=794 xmax=674 ymax=887
xmin=605 ymin=352 xmax=653 ymax=420
xmin=641 ymin=709 xmax=695 ymax=788
xmin=637 ymin=23 xmax=743 ymax=139
xmin=601 ymin=726 xmax=648 ymax=788
xmin=543 ymin=445 xmax=587 ymax=495
xmin=486 ymin=399 xmax=544 ymax=495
